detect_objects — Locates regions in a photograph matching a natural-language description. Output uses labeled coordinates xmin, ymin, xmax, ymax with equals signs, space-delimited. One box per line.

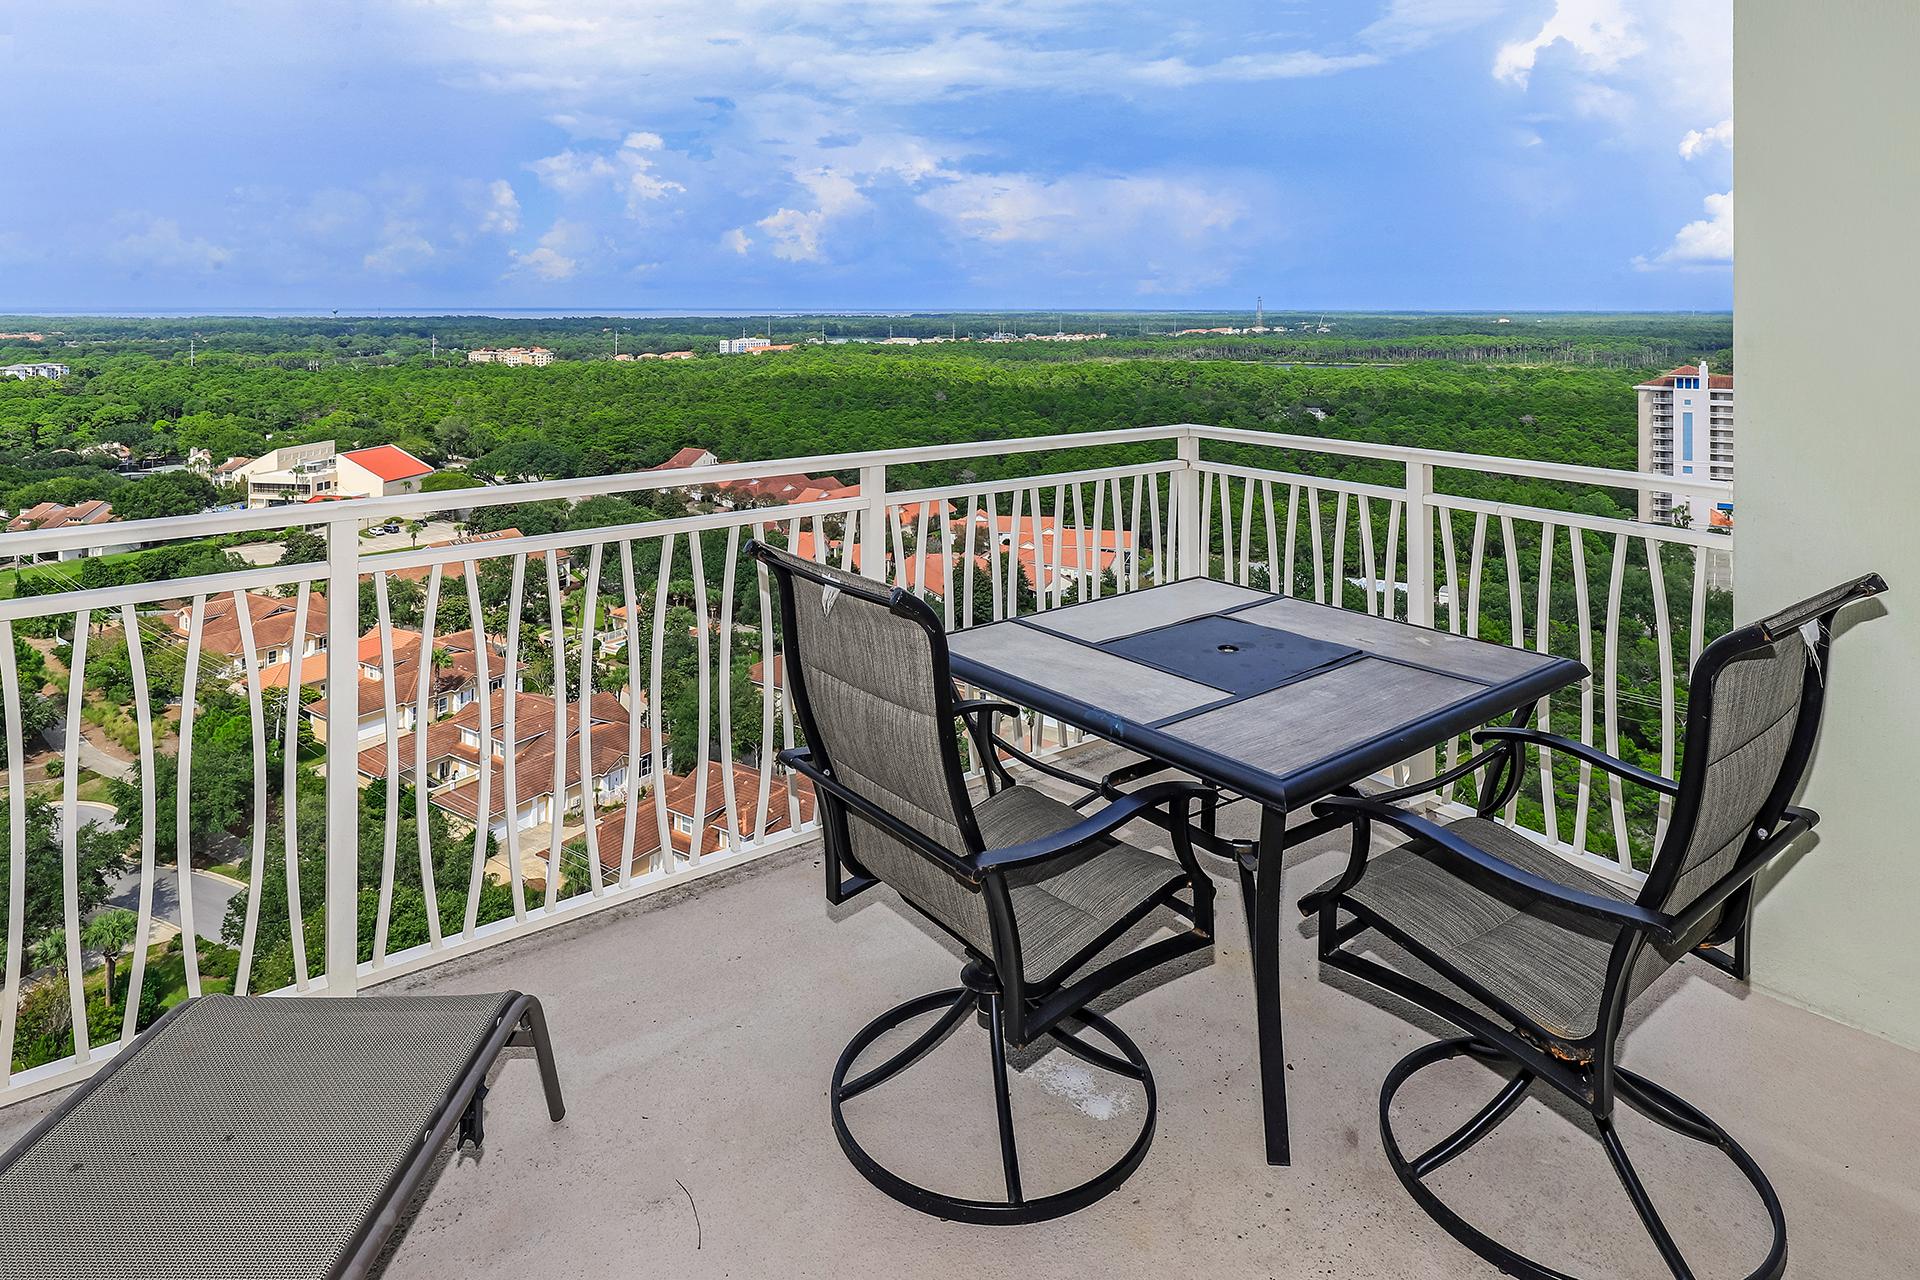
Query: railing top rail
xmin=1185 ymin=424 xmax=1737 ymax=499
xmin=0 ymin=422 xmax=1734 ymax=562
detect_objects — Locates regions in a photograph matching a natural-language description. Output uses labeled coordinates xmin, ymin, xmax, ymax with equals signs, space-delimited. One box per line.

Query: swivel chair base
xmin=1380 ymin=1037 xmax=1787 ymax=1280
xmin=829 ymin=985 xmax=1156 ymax=1225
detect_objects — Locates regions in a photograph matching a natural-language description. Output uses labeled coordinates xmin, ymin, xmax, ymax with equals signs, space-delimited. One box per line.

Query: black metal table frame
xmin=950 ymin=589 xmax=1585 ymax=1167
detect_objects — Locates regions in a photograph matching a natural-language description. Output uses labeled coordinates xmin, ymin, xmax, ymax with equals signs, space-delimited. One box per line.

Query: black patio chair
xmin=747 ymin=539 xmax=1216 ymax=1225
xmin=1300 ymin=572 xmax=1886 ymax=1280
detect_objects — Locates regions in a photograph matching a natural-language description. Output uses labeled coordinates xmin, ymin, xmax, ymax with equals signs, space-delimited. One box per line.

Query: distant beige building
xmin=467 ymin=346 xmax=555 ymax=366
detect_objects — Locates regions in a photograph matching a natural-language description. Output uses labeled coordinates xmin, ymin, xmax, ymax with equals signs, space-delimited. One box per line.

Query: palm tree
xmin=83 ymin=909 xmax=139 ymax=1010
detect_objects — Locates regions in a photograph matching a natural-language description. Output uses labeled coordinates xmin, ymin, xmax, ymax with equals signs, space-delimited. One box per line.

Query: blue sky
xmin=0 ymin=1 xmax=1732 ymax=311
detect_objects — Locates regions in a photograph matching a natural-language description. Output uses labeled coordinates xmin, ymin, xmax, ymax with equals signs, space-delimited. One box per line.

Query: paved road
xmin=104 ymin=866 xmax=246 ymax=945
xmin=42 ymin=720 xmax=135 ymax=783
xmin=49 ymin=799 xmax=121 ymax=837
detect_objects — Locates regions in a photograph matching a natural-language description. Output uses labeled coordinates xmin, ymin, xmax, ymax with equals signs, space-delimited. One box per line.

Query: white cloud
xmin=527 ymin=149 xmax=617 ymax=195
xmin=1638 ymin=190 xmax=1732 ymax=268
xmin=1360 ymin=0 xmax=1510 ymax=55
xmin=363 ymin=226 xmax=437 ymax=275
xmin=1679 ymin=117 xmax=1732 ymax=160
xmin=720 ymin=227 xmax=752 ymax=254
xmin=508 ymin=219 xmax=591 ymax=280
xmin=921 ymin=169 xmax=1255 ymax=294
xmin=478 ymin=179 xmax=521 ymax=233
xmin=617 ymin=131 xmax=683 ymax=209
xmin=527 ymin=132 xmax=683 ymax=214
xmin=1494 ymin=0 xmax=1644 ymax=87
xmin=109 ymin=218 xmax=232 ymax=272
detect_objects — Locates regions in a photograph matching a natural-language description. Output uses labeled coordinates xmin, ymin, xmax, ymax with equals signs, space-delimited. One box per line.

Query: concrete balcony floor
xmin=6 ymin=747 xmax=1917 ymax=1278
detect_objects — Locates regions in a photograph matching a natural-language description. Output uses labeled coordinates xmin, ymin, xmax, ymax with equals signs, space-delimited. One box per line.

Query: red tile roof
xmin=341 ymin=444 xmax=434 ymax=483
xmin=584 ymin=763 xmax=817 ymax=869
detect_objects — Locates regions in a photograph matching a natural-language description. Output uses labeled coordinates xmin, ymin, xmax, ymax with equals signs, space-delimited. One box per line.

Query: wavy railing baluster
xmin=1089 ymin=480 xmax=1107 ymax=600
xmin=1331 ymin=491 xmax=1349 ymax=611
xmin=1603 ymin=533 xmax=1632 ymax=868
xmin=779 ymin=518 xmax=803 ymax=832
xmin=543 ymin=552 xmax=569 ymax=906
xmin=466 ymin=565 xmax=497 ymax=928
xmin=1438 ymin=508 xmax=1463 ymax=634
xmin=1282 ymin=484 xmax=1300 ymax=598
xmin=648 ymin=534 xmax=675 ymax=874
xmin=1307 ymin=486 xmax=1327 ymax=603
xmin=118 ymin=604 xmax=158 ymax=1039
xmin=1569 ymin=530 xmax=1597 ymax=857
xmin=1127 ymin=476 xmax=1145 ymax=590
xmin=962 ymin=495 xmax=980 ymax=626
xmin=618 ymin=542 xmax=645 ymax=882
xmin=501 ymin=554 xmax=529 ymax=917
xmin=499 ymin=556 xmax=529 ymax=917
xmin=1689 ymin=544 xmax=1709 ymax=672
xmin=174 ymin=596 xmax=205 ymax=995
xmin=281 ymin=586 xmax=310 ymax=989
xmin=1466 ymin=513 xmax=1487 ymax=639
xmin=56 ymin=612 xmax=91 ymax=1049
xmin=1496 ymin=517 xmax=1525 ymax=824
xmin=1147 ymin=476 xmax=1166 ymax=586
xmin=372 ymin=574 xmax=403 ymax=961
xmin=1383 ymin=498 xmax=1402 ymax=622
xmin=751 ymin=524 xmax=777 ymax=844
xmin=0 ymin=619 xmax=26 ymax=1075
xmin=716 ymin=527 xmax=743 ymax=855
xmin=574 ymin=544 xmax=604 ymax=897
xmin=1005 ymin=488 xmax=1025 ymax=615
xmin=1532 ymin=523 xmax=1559 ymax=844
xmin=1646 ymin=537 xmax=1676 ymax=848
xmin=414 ymin=567 xmax=444 ymax=949
xmin=231 ymin=595 xmax=269 ymax=997
xmin=1237 ymin=475 xmax=1256 ymax=588
xmin=1356 ymin=495 xmax=1377 ymax=616
xmin=687 ymin=533 xmax=713 ymax=865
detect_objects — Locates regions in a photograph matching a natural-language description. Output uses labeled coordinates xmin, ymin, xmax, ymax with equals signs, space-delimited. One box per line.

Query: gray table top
xmin=947 ymin=578 xmax=1586 ymax=812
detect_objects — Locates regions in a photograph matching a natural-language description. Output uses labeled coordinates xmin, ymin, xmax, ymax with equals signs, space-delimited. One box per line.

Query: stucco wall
xmin=1737 ymin=0 xmax=1920 ymax=1046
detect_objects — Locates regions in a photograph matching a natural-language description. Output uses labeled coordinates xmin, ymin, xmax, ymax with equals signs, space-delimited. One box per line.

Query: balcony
xmin=0 ymin=425 xmax=1911 ymax=1275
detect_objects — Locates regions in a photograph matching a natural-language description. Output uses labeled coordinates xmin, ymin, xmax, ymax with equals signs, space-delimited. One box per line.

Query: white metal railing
xmin=0 ymin=424 xmax=1731 ymax=1101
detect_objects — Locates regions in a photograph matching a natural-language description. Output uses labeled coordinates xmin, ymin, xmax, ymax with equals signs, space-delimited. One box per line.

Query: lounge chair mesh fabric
xmin=769 ymin=543 xmax=1182 ymax=982
xmin=0 ymin=992 xmax=513 ymax=1280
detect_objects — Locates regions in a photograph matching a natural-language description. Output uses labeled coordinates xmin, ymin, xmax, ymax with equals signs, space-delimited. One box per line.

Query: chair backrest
xmin=750 ymin=540 xmax=991 ymax=936
xmin=1624 ymin=573 xmax=1886 ymax=992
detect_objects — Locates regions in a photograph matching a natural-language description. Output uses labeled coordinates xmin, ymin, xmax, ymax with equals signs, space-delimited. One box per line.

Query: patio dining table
xmin=946 ymin=577 xmax=1587 ymax=1167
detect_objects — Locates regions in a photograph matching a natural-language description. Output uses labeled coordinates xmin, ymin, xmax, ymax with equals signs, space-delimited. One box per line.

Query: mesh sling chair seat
xmin=0 ymin=992 xmax=564 ymax=1280
xmin=1299 ymin=573 xmax=1887 ymax=1280
xmin=748 ymin=540 xmax=1216 ymax=1225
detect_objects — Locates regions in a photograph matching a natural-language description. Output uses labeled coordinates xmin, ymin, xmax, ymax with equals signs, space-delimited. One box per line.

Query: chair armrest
xmin=1471 ymin=727 xmax=1679 ymax=796
xmin=1311 ymin=795 xmax=1678 ymax=939
xmin=953 ymin=697 xmax=1104 ymax=799
xmin=972 ymin=780 xmax=1211 ymax=876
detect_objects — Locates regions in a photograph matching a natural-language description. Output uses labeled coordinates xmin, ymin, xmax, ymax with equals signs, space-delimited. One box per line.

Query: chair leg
xmin=510 ymin=995 xmax=567 ymax=1123
xmin=829 ymin=986 xmax=1158 ymax=1225
xmin=1379 ymin=1038 xmax=1787 ymax=1280
xmin=986 ymin=993 xmax=1025 ymax=1206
